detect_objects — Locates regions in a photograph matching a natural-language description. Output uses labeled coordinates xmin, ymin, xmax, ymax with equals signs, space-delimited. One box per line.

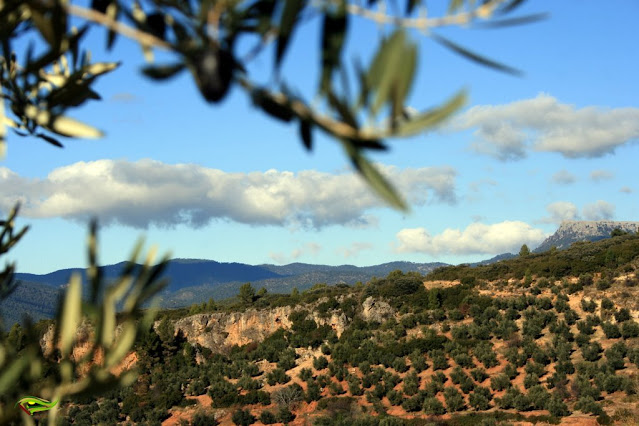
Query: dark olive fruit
xmin=146 ymin=13 xmax=166 ymax=40
xmin=91 ymin=0 xmax=110 ymax=14
xmin=192 ymin=45 xmax=234 ymax=103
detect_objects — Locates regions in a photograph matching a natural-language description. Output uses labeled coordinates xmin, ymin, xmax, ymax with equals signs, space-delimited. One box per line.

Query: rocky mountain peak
xmin=534 ymin=220 xmax=639 ymax=253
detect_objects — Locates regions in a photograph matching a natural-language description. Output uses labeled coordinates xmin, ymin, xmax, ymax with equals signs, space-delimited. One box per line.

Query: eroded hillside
xmin=38 ymin=234 xmax=639 ymax=425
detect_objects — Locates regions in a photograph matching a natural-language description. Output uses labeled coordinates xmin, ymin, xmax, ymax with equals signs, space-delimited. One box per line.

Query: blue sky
xmin=2 ymin=1 xmax=638 ymax=274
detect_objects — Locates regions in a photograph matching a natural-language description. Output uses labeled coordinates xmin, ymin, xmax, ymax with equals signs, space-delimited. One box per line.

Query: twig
xmin=65 ymin=4 xmax=172 ymax=51
xmin=238 ymin=76 xmax=389 ymax=142
xmin=344 ymin=0 xmax=507 ymax=30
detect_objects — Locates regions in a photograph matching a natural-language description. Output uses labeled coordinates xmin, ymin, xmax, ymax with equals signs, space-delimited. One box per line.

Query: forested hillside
xmin=12 ymin=233 xmax=638 ymax=425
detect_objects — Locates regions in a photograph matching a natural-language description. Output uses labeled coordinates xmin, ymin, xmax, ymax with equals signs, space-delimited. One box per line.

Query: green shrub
xmin=471 ymin=368 xmax=489 ymax=383
xmin=277 ymin=406 xmax=296 ymax=424
xmin=468 ymin=386 xmax=492 ymax=411
xmin=621 ymin=321 xmax=639 ymax=339
xmin=232 ymin=409 xmax=256 ymax=426
xmin=602 ymin=322 xmax=622 ymax=339
xmin=444 ymin=387 xmax=466 ymax=412
xmin=266 ymin=368 xmax=290 ymax=385
xmin=547 ymin=395 xmax=570 ymax=417
xmin=423 ymin=397 xmax=446 ymax=415
xmin=259 ymin=411 xmax=277 ymax=424
xmin=313 ymin=356 xmax=329 ymax=370
xmin=387 ymin=390 xmax=404 ymax=406
xmin=615 ymin=308 xmax=631 ymax=323
xmin=491 ymin=374 xmax=511 ymax=391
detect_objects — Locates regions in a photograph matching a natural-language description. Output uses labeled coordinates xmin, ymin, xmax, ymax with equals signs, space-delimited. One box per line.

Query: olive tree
xmin=1 ymin=0 xmax=543 ymax=423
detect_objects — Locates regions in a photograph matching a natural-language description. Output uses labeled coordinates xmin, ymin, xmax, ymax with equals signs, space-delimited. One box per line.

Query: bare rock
xmin=361 ymin=297 xmax=394 ymax=322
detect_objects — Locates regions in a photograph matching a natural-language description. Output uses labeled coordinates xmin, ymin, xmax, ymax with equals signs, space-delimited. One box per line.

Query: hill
xmin=426 ymin=232 xmax=639 ymax=282
xmin=32 ymin=232 xmax=639 ymax=425
xmin=3 ymin=260 xmax=447 ymax=325
xmin=534 ymin=220 xmax=639 ymax=253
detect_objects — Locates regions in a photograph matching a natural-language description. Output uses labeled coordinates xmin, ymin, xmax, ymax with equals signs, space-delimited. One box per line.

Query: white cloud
xmin=393 ymin=221 xmax=547 ymax=255
xmin=539 ymin=201 xmax=580 ymax=224
xmin=583 ymin=200 xmax=615 ymax=220
xmin=551 ymin=170 xmax=576 ymax=185
xmin=337 ymin=242 xmax=374 ymax=258
xmin=0 ymin=160 xmax=458 ymax=229
xmin=539 ymin=200 xmax=617 ymax=224
xmin=589 ymin=169 xmax=614 ymax=182
xmin=620 ymin=186 xmax=633 ymax=194
xmin=468 ymin=178 xmax=497 ymax=192
xmin=454 ymin=94 xmax=639 ymax=160
xmin=269 ymin=242 xmax=322 ymax=264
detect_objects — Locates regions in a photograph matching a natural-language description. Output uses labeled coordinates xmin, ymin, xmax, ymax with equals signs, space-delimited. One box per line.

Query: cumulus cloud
xmin=393 ymin=221 xmax=547 ymax=255
xmin=583 ymin=200 xmax=615 ymax=220
xmin=540 ymin=201 xmax=580 ymax=224
xmin=539 ymin=200 xmax=616 ymax=224
xmin=269 ymin=242 xmax=321 ymax=264
xmin=337 ymin=242 xmax=374 ymax=258
xmin=454 ymin=94 xmax=639 ymax=160
xmin=589 ymin=169 xmax=614 ymax=182
xmin=551 ymin=170 xmax=576 ymax=185
xmin=620 ymin=186 xmax=633 ymax=194
xmin=0 ymin=160 xmax=457 ymax=229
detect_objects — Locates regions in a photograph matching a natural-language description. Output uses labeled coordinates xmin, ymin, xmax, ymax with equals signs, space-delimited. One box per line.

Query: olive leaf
xmin=473 ymin=13 xmax=549 ymax=29
xmin=431 ymin=33 xmax=522 ymax=76
xmin=344 ymin=141 xmax=407 ymax=211
xmin=367 ymin=30 xmax=407 ymax=116
xmin=320 ymin=1 xmax=348 ymax=93
xmin=51 ymin=115 xmax=103 ymax=138
xmin=396 ymin=89 xmax=467 ymax=137
xmin=276 ymin=0 xmax=307 ymax=69
xmin=142 ymin=63 xmax=185 ymax=80
xmin=59 ymin=273 xmax=82 ymax=358
xmin=299 ymin=119 xmax=312 ymax=151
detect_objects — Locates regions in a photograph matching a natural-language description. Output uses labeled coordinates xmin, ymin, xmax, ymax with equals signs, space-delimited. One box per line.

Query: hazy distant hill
xmin=534 ymin=220 xmax=639 ymax=253
xmin=163 ymin=261 xmax=448 ymax=307
xmin=15 ymin=259 xmax=284 ymax=293
xmin=468 ymin=252 xmax=517 ymax=266
xmin=0 ymin=281 xmax=60 ymax=328
xmin=5 ymin=259 xmax=447 ymax=324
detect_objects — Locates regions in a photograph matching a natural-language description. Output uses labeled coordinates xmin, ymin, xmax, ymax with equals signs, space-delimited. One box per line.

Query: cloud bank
xmin=540 ymin=200 xmax=615 ymax=224
xmin=393 ymin=221 xmax=547 ymax=255
xmin=269 ymin=242 xmax=321 ymax=264
xmin=454 ymin=94 xmax=639 ymax=160
xmin=0 ymin=160 xmax=457 ymax=229
xmin=589 ymin=169 xmax=614 ymax=182
xmin=337 ymin=242 xmax=374 ymax=258
xmin=551 ymin=170 xmax=576 ymax=185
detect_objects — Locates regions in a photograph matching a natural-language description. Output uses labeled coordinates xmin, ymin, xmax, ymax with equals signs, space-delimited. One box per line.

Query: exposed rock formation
xmin=534 ymin=220 xmax=639 ymax=253
xmin=361 ymin=297 xmax=394 ymax=322
xmin=168 ymin=305 xmax=352 ymax=352
xmin=39 ymin=298 xmax=388 ymax=355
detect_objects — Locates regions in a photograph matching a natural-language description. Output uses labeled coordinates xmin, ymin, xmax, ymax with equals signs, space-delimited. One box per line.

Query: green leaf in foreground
xmin=397 ymin=90 xmax=467 ymax=137
xmin=431 ymin=33 xmax=522 ymax=76
xmin=59 ymin=273 xmax=82 ymax=358
xmin=141 ymin=63 xmax=185 ymax=80
xmin=275 ymin=0 xmax=306 ymax=69
xmin=344 ymin=142 xmax=407 ymax=211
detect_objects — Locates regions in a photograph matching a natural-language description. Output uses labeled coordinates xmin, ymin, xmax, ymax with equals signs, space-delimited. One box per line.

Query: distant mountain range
xmin=534 ymin=220 xmax=639 ymax=253
xmin=1 ymin=260 xmax=448 ymax=326
xmin=2 ymin=219 xmax=636 ymax=327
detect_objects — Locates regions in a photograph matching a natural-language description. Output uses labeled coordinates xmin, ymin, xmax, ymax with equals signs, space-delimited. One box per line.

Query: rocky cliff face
xmin=39 ymin=297 xmax=395 ymax=356
xmin=534 ymin=221 xmax=639 ymax=253
xmin=169 ymin=304 xmax=352 ymax=351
